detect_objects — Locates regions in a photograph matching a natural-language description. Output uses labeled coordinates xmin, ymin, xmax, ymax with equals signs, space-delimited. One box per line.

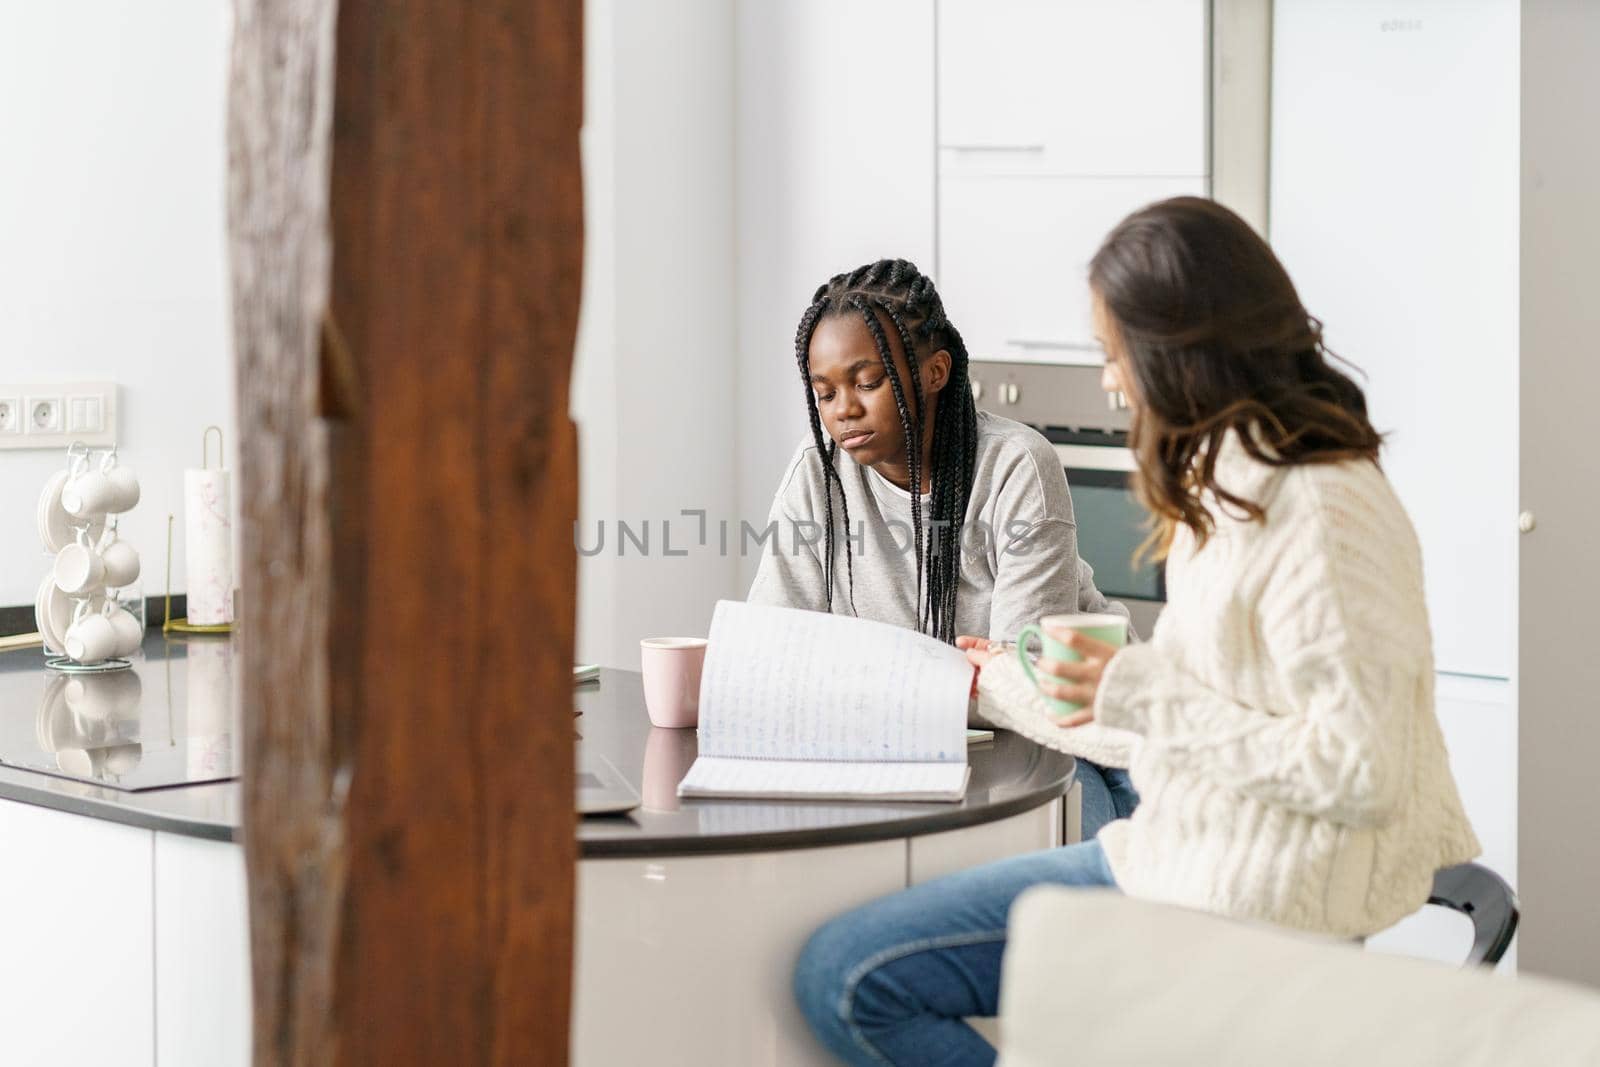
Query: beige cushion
xmin=998 ymin=889 xmax=1600 ymax=1067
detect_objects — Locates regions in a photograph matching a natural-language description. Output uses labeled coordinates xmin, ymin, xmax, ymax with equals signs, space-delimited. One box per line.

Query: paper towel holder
xmin=163 ymin=425 xmax=235 ymax=635
xmin=202 ymin=425 xmax=223 ymax=471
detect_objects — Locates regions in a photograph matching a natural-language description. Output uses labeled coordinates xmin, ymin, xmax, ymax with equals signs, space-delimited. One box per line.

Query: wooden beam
xmin=230 ymin=2 xmax=582 ymax=1063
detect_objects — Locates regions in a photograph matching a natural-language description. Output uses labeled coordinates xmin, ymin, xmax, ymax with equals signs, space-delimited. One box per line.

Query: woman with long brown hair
xmin=792 ymin=197 xmax=1480 ymax=1067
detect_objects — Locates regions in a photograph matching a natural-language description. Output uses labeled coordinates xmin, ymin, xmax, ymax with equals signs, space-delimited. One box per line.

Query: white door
xmin=1269 ymin=0 xmax=1519 ymax=678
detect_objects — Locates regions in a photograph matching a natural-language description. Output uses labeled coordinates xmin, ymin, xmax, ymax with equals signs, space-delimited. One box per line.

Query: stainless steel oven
xmin=970 ymin=361 xmax=1165 ymax=635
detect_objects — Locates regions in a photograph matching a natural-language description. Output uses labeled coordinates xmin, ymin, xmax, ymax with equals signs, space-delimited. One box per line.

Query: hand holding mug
xmin=1016 ymin=613 xmax=1128 ymax=728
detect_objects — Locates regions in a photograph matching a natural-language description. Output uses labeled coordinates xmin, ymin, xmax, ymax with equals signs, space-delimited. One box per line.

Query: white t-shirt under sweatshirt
xmin=746 ymin=410 xmax=1128 ymax=642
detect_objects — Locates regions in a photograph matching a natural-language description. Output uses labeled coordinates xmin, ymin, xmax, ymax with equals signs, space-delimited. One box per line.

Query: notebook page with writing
xmin=678 ymin=757 xmax=971 ymax=802
xmin=696 ymin=601 xmax=970 ymax=763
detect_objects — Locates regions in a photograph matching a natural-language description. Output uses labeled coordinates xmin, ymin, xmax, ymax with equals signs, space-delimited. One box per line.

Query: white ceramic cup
xmin=106 ymin=606 xmax=143 ymax=658
xmin=100 ymin=744 xmax=142 ymax=777
xmin=60 ymin=471 xmax=116 ymax=518
xmin=65 ymin=670 xmax=143 ymax=720
xmin=101 ymin=540 xmax=140 ymax=587
xmin=55 ymin=748 xmax=98 ymax=778
xmin=64 ymin=607 xmax=117 ymax=664
xmin=105 ymin=465 xmax=140 ymax=513
xmin=640 ymin=637 xmax=708 ymax=728
xmin=54 ymin=535 xmax=106 ymax=595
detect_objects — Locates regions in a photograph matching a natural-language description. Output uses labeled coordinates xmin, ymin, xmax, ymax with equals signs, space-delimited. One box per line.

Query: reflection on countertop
xmin=0 ymin=631 xmax=240 ymax=840
xmin=577 ymin=670 xmax=1075 ymax=858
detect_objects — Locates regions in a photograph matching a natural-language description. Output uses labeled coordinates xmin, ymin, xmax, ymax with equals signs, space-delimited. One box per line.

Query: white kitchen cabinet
xmin=937 ymin=0 xmax=1208 ymax=179
xmin=0 ymin=800 xmax=155 ymax=1067
xmin=1269 ymin=0 xmax=1518 ymax=679
xmin=0 ymin=799 xmax=253 ymax=1065
xmin=155 ymin=833 xmax=251 ymax=1067
xmin=574 ymin=841 xmax=907 ymax=1066
xmin=908 ymin=801 xmax=1062 ymax=885
xmin=939 ymin=173 xmax=1206 ymax=363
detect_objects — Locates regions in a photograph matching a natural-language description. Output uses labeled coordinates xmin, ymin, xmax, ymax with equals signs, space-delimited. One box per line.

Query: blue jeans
xmin=794 ymin=840 xmax=1119 ymax=1067
xmin=1077 ymin=759 xmax=1140 ymax=839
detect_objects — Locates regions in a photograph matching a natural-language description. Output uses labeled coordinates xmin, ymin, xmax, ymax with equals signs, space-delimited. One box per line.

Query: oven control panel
xmin=969 ymin=361 xmax=1130 ymax=435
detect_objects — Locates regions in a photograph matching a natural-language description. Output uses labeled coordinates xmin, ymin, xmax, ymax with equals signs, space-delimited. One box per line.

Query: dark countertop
xmin=577 ymin=670 xmax=1075 ymax=859
xmin=0 ymin=631 xmax=240 ymax=841
xmin=0 ymin=649 xmax=1075 ymax=855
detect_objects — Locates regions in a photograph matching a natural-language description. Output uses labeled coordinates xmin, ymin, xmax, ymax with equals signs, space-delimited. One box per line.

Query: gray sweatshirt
xmin=746 ymin=411 xmax=1129 ymax=643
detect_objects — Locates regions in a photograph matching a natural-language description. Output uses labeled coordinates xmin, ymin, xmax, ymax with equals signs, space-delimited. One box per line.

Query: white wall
xmin=574 ymin=0 xmax=741 ymax=668
xmin=0 ymin=2 xmax=236 ymax=609
xmin=733 ymin=0 xmax=937 ymax=590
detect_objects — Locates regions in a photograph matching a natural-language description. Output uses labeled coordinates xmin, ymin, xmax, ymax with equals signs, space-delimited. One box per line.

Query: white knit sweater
xmin=979 ymin=432 xmax=1480 ymax=938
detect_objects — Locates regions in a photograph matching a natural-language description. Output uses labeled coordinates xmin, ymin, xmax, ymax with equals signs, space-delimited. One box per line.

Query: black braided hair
xmin=792 ymin=258 xmax=979 ymax=643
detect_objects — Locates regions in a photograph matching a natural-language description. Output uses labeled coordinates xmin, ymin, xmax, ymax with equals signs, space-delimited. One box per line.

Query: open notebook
xmin=676 ymin=601 xmax=973 ymax=803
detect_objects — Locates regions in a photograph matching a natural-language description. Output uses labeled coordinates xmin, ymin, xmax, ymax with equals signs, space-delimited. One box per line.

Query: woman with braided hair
xmin=746 ymin=258 xmax=1136 ymax=836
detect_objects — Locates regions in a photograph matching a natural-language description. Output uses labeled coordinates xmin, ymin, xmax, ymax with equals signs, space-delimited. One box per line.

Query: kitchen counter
xmin=0 ymin=647 xmax=1076 ymax=858
xmin=0 ymin=631 xmax=240 ymax=841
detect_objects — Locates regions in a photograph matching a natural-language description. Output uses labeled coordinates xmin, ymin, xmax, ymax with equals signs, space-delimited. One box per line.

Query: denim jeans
xmin=794 ymin=840 xmax=1119 ymax=1067
xmin=1077 ymin=759 xmax=1140 ymax=839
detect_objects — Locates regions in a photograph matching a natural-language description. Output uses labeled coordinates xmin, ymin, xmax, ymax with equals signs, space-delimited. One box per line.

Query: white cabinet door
xmin=908 ymin=801 xmax=1061 ymax=885
xmin=154 ymin=833 xmax=250 ymax=1067
xmin=939 ymin=174 xmax=1206 ymax=365
xmin=938 ymin=0 xmax=1208 ymax=178
xmin=574 ymin=841 xmax=907 ymax=1066
xmin=0 ymin=801 xmax=154 ymax=1067
xmin=1269 ymin=0 xmax=1518 ymax=678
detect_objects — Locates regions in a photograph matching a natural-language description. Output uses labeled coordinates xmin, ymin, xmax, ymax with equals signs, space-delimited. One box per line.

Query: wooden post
xmin=228 ymin=2 xmax=582 ymax=1063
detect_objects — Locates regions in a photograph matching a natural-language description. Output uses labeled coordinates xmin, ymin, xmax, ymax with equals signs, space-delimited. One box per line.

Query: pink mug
xmin=640 ymin=637 xmax=707 ymax=728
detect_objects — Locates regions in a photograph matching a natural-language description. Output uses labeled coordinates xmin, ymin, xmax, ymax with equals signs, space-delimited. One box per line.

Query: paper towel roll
xmin=184 ymin=468 xmax=234 ymax=624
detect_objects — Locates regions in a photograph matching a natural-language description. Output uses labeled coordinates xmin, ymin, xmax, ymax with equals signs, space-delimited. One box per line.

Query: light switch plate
xmin=0 ymin=383 xmax=118 ymax=450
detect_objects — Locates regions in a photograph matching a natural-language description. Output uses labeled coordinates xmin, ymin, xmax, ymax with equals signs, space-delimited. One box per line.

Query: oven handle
xmin=1053 ymin=444 xmax=1137 ymax=473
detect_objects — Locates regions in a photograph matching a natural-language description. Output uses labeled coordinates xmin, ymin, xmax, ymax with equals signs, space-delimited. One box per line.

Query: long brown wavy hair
xmin=1088 ymin=196 xmax=1383 ymax=560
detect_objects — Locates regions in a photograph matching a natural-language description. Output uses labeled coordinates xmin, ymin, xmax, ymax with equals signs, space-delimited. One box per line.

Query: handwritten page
xmin=695 ymin=601 xmax=971 ymax=764
xmin=678 ymin=757 xmax=971 ymax=802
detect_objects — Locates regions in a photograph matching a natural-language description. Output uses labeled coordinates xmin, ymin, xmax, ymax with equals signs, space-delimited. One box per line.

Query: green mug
xmin=1016 ymin=613 xmax=1130 ymax=716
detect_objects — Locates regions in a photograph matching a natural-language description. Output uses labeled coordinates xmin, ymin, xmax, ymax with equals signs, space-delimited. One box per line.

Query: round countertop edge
xmin=579 ymin=758 xmax=1075 ymax=860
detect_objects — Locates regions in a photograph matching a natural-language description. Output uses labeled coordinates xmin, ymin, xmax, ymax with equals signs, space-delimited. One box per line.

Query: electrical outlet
xmin=25 ymin=396 xmax=63 ymax=434
xmin=0 ymin=383 xmax=117 ymax=450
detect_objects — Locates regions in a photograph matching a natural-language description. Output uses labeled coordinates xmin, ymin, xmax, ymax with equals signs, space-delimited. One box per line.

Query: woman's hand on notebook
xmin=956 ymin=635 xmax=999 ymax=668
xmin=955 ymin=636 xmax=996 ymax=700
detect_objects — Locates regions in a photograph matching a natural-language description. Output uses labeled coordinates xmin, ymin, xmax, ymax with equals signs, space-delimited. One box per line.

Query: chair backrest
xmin=1429 ymin=862 xmax=1519 ymax=967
